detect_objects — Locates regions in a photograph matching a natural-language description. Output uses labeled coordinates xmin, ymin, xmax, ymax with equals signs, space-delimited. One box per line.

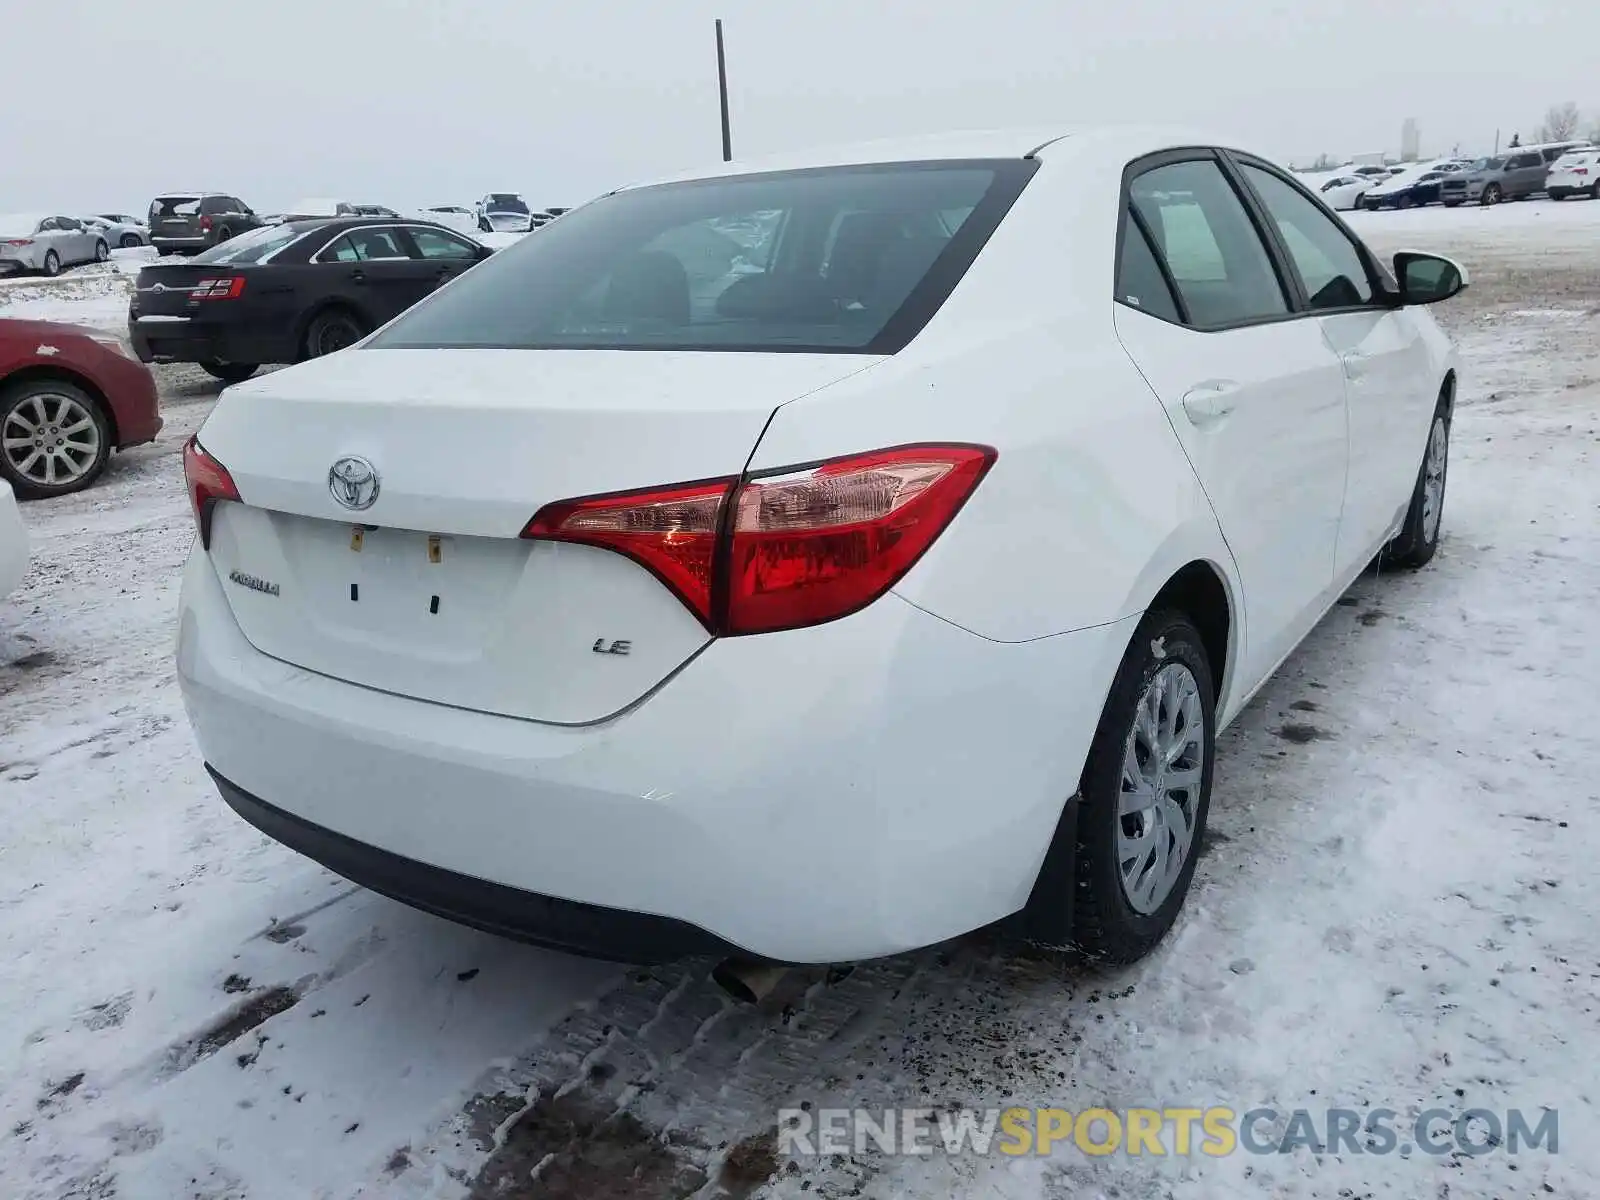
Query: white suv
xmin=1546 ymin=148 xmax=1600 ymax=200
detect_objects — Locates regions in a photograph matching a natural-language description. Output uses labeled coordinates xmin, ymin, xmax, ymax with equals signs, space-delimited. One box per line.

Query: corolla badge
xmin=328 ymin=456 xmax=380 ymax=511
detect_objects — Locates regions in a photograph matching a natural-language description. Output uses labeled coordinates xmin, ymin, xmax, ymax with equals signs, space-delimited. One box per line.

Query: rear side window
xmin=373 ymin=160 xmax=1037 ymax=354
xmin=1115 ymin=214 xmax=1182 ymax=323
xmin=319 ymin=229 xmax=409 ymax=262
xmin=1128 ymin=159 xmax=1288 ymax=328
xmin=1239 ymin=165 xmax=1372 ymax=310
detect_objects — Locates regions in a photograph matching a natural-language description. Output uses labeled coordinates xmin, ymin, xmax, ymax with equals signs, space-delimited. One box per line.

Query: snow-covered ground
xmin=2 ymin=200 xmax=1599 ymax=1199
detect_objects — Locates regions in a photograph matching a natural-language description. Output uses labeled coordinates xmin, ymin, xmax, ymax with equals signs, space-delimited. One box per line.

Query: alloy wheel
xmin=1421 ymin=415 xmax=1448 ymax=543
xmin=2 ymin=391 xmax=102 ymax=488
xmin=1117 ymin=662 xmax=1205 ymax=914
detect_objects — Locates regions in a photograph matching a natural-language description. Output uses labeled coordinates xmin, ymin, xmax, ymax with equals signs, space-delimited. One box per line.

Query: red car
xmin=0 ymin=318 xmax=163 ymax=498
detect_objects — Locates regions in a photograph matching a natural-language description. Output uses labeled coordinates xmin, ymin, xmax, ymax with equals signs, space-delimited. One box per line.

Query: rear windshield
xmin=151 ymin=196 xmax=201 ymax=219
xmin=194 ymin=222 xmax=313 ymax=264
xmin=375 ymin=160 xmax=1035 ymax=354
xmin=486 ymin=194 xmax=529 ymax=214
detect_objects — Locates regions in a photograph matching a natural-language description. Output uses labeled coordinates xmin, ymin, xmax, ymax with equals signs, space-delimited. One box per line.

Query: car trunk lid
xmin=194 ymin=347 xmax=880 ymax=724
xmin=131 ymin=260 xmax=241 ymax=318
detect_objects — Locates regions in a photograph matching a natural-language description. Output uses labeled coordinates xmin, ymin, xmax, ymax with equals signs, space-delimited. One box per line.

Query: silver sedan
xmin=87 ymin=215 xmax=150 ymax=249
xmin=0 ymin=214 xmax=110 ymax=276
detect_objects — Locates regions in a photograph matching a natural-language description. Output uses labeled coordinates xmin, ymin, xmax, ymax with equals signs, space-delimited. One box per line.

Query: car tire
xmin=42 ymin=250 xmax=61 ymax=277
xmin=215 ymin=225 xmax=234 ymax=243
xmin=94 ymin=239 xmax=109 ymax=263
xmin=1028 ymin=609 xmax=1216 ymax=965
xmin=1395 ymin=193 xmax=1413 ymax=209
xmin=1380 ymin=400 xmax=1450 ymax=571
xmin=0 ymin=378 xmax=113 ymax=499
xmin=1442 ymin=200 xmax=1461 ymax=208
xmin=303 ymin=309 xmax=368 ymax=359
xmin=1591 ymin=180 xmax=1600 ymax=200
xmin=120 ymin=233 xmax=141 ymax=249
xmin=1481 ymin=183 xmax=1502 ymax=205
xmin=200 ymin=361 xmax=259 ymax=384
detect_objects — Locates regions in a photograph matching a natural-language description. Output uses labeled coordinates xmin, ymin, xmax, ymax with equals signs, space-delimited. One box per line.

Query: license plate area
xmin=282 ymin=517 xmax=527 ymax=661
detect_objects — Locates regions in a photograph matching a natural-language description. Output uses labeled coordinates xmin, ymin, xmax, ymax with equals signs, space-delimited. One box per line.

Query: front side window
xmin=410 ymin=227 xmax=478 ymax=260
xmin=1239 ymin=164 xmax=1373 ymax=310
xmin=1128 ymin=158 xmax=1288 ymax=328
xmin=374 ymin=160 xmax=1034 ymax=354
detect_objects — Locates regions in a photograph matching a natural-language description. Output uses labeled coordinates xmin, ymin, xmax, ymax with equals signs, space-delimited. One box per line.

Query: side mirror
xmin=475 ymin=243 xmax=495 ymax=260
xmin=1394 ymin=251 xmax=1467 ymax=305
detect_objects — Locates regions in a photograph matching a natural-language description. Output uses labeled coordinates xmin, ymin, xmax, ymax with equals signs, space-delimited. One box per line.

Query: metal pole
xmin=716 ymin=19 xmax=733 ymax=162
xmin=1493 ymin=128 xmax=1500 ymax=154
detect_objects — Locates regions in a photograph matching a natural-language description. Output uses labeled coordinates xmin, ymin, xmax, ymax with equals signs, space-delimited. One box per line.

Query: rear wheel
xmin=1395 ymin=193 xmax=1413 ymax=209
xmin=1481 ymin=183 xmax=1502 ymax=205
xmin=200 ymin=360 xmax=259 ymax=384
xmin=1591 ymin=179 xmax=1600 ymax=200
xmin=119 ymin=233 xmax=141 ymax=249
xmin=304 ymin=309 xmax=367 ymax=359
xmin=93 ymin=239 xmax=109 ymax=263
xmin=215 ymin=224 xmax=234 ymax=243
xmin=0 ymin=379 xmax=112 ymax=498
xmin=1029 ymin=610 xmax=1216 ymax=964
xmin=42 ymin=250 xmax=60 ymax=277
xmin=1381 ymin=403 xmax=1449 ymax=570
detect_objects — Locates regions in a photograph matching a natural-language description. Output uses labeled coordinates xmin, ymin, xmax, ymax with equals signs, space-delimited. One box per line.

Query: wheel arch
xmin=0 ymin=366 xmax=120 ymax=445
xmin=1439 ymin=368 xmax=1456 ymax=420
xmin=295 ymin=300 xmax=373 ymax=360
xmin=1145 ymin=559 xmax=1235 ymax=706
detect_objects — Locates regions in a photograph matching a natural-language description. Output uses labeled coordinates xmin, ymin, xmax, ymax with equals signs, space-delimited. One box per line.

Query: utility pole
xmin=1494 ymin=128 xmax=1500 ymax=154
xmin=715 ymin=19 xmax=732 ymax=162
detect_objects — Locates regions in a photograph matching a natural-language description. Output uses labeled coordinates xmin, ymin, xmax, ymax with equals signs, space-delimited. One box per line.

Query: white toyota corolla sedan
xmin=177 ymin=127 xmax=1463 ymax=967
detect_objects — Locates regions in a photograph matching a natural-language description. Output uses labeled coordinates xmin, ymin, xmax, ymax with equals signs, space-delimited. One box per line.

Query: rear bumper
xmin=0 ymin=248 xmax=43 ymax=273
xmin=211 ymin=768 xmax=737 ymax=963
xmin=150 ymin=235 xmax=210 ymax=251
xmin=177 ymin=544 xmax=1132 ymax=963
xmin=129 ymin=315 xmax=289 ymax=367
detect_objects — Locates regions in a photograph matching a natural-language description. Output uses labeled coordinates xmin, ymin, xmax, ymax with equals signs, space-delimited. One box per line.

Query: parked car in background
xmin=1441 ymin=142 xmax=1591 ymax=205
xmin=475 ymin=193 xmax=534 ymax=233
xmin=149 ymin=193 xmax=263 ymax=256
xmin=176 ymin=128 xmax=1464 ymax=970
xmin=1317 ymin=174 xmax=1374 ymax=210
xmin=99 ymin=213 xmax=147 ymax=229
xmin=282 ymin=200 xmax=400 ymax=220
xmin=0 ymin=318 xmax=163 ymax=497
xmin=420 ymin=206 xmax=480 ymax=236
xmin=0 ymin=479 xmax=25 ymax=600
xmin=1545 ymin=148 xmax=1600 ymax=200
xmin=1359 ymin=161 xmax=1470 ymax=209
xmin=85 ymin=215 xmax=149 ymax=249
xmin=0 ymin=214 xmax=109 ymax=277
xmin=129 ymin=217 xmax=494 ymax=382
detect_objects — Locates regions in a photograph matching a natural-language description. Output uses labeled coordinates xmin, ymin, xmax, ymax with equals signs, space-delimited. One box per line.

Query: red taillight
xmin=1575 ymin=168 xmax=1590 ymax=176
xmin=200 ymin=214 xmax=213 ymax=232
xmin=183 ymin=435 xmax=241 ymax=548
xmin=3 ymin=239 xmax=31 ymax=247
xmin=191 ymin=277 xmax=245 ymax=300
xmin=521 ymin=444 xmax=995 ymax=636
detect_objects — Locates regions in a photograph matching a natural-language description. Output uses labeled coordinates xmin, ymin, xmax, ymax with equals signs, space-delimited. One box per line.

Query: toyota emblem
xmin=328 ymin=456 xmax=380 ymax=511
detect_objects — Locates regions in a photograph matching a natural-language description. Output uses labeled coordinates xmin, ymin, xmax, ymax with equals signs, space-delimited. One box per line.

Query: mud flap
xmin=1007 ymin=792 xmax=1080 ymax=946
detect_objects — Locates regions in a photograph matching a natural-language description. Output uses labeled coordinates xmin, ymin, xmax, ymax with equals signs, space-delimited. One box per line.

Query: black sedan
xmin=128 ymin=217 xmax=494 ymax=382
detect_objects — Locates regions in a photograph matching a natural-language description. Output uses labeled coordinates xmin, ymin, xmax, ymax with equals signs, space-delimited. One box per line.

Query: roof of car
xmin=628 ymin=125 xmax=1242 ymax=189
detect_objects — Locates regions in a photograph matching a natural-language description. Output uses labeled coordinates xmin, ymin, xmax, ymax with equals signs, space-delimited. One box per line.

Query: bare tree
xmin=1311 ymin=152 xmax=1335 ymax=170
xmin=1536 ymin=102 xmax=1581 ymax=143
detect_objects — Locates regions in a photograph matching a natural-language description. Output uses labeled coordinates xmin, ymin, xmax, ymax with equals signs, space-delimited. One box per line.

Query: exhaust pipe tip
xmin=711 ymin=958 xmax=789 ymax=1005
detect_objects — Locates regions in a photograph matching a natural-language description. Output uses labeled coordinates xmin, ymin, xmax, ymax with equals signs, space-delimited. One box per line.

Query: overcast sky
xmin=8 ymin=0 xmax=1597 ymax=214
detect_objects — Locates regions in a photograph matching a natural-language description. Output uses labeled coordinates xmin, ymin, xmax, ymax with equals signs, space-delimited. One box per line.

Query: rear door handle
xmin=1181 ymin=381 xmax=1240 ymax=427
xmin=349 ymin=269 xmax=367 ymax=284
